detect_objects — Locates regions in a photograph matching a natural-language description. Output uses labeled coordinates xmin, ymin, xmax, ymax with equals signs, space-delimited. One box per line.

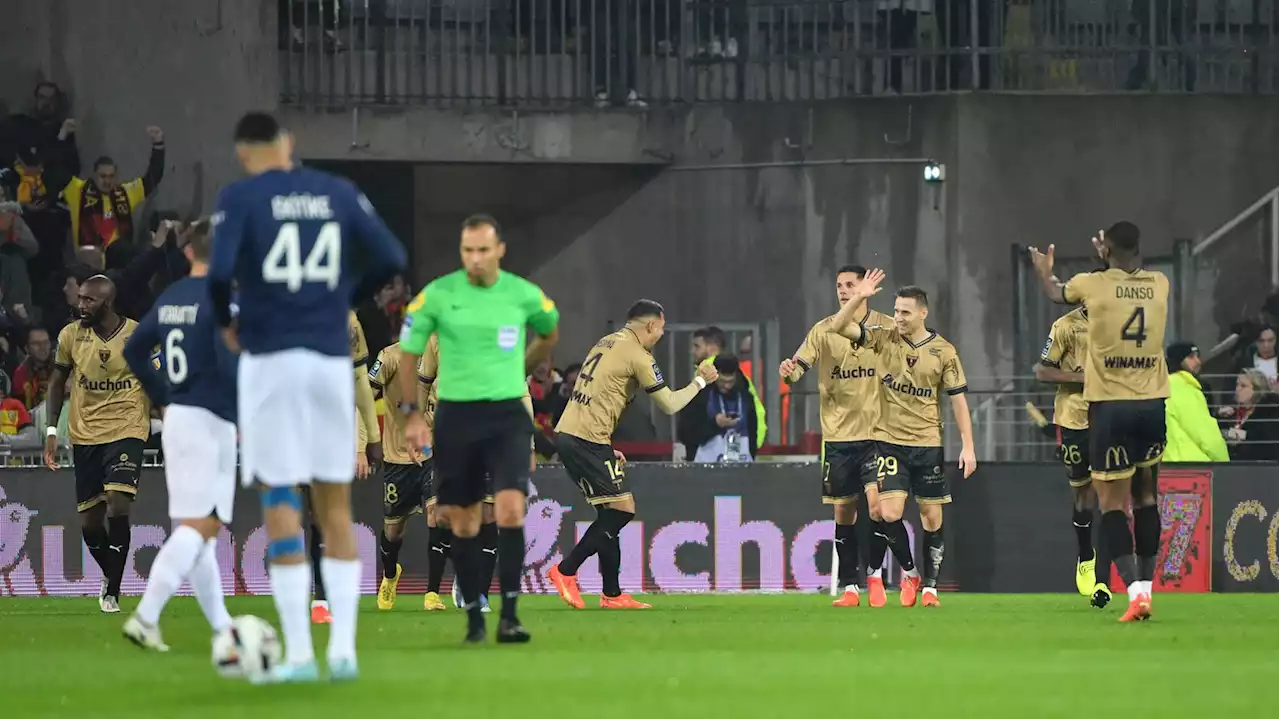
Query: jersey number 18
xmin=263 ymin=222 xmax=342 ymax=292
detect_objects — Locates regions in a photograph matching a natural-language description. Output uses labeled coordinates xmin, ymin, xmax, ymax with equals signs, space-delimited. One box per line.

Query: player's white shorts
xmin=161 ymin=404 xmax=238 ymax=523
xmin=238 ymin=348 xmax=355 ymax=488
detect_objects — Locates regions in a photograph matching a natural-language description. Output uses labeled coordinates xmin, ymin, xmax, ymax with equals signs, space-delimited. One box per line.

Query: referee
xmin=398 ymin=214 xmax=559 ymax=644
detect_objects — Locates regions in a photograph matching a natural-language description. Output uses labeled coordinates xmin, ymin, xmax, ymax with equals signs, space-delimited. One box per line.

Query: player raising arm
xmin=208 ymin=111 xmax=407 ymax=682
xmin=829 ymin=270 xmax=978 ymax=608
xmin=398 ymin=214 xmax=558 ymax=644
xmin=120 ymin=219 xmax=235 ymax=650
xmin=779 ymin=265 xmax=895 ymax=608
xmin=1029 ymin=222 xmax=1169 ymax=622
xmin=547 ymin=300 xmax=718 ymax=610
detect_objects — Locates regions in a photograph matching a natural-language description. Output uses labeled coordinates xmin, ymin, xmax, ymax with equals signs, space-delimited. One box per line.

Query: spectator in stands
xmin=0 ymin=81 xmax=80 ymax=179
xmin=690 ymin=325 xmax=766 ymax=450
xmin=57 ymin=219 xmax=189 ymax=324
xmin=0 ymin=144 xmax=72 ymax=314
xmin=1245 ymin=326 xmax=1278 ymax=393
xmin=528 ymin=357 xmax=560 ymax=437
xmin=355 ymin=273 xmax=408 ymax=362
xmin=279 ymin=0 xmax=345 ymax=52
xmin=0 ymin=391 xmax=39 ymax=451
xmin=551 ymin=361 xmax=582 ymax=426
xmin=1219 ymin=368 xmax=1278 ymax=461
xmin=681 ymin=355 xmax=758 ymax=462
xmin=0 ymin=190 xmax=39 ymax=322
xmin=61 ymin=126 xmax=165 ymax=270
xmin=694 ymin=0 xmax=743 ymax=59
xmin=591 ymin=0 xmax=646 ymax=107
xmin=1163 ymin=343 xmax=1228 ymax=462
xmin=11 ymin=327 xmax=53 ymax=410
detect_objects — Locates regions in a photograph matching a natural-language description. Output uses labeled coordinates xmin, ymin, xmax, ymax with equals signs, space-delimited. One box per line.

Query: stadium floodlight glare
xmin=923 ymin=162 xmax=945 ymax=183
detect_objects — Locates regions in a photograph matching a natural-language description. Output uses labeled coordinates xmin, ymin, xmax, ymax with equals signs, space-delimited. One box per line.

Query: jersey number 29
xmin=263 ymin=222 xmax=341 ymax=292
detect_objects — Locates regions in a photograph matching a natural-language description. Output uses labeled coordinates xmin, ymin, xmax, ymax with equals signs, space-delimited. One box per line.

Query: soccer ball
xmin=211 ymin=616 xmax=282 ymax=681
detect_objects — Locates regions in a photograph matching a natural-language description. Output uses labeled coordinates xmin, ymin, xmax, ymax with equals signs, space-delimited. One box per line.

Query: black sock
xmin=597 ymin=508 xmax=634 ymax=598
xmin=427 ymin=526 xmax=452 ymax=594
xmin=834 ymin=523 xmax=859 ymax=588
xmin=309 ymin=523 xmax=326 ymax=602
xmin=867 ymin=520 xmax=888 ymax=576
xmin=1072 ymin=509 xmax=1094 ymax=562
xmin=881 ymin=519 xmax=915 ymax=572
xmin=1133 ymin=504 xmax=1160 ymax=582
xmin=81 ymin=524 xmax=112 ymax=578
xmin=478 ymin=522 xmax=498 ymax=598
xmin=452 ymin=534 xmax=485 ymax=630
xmin=922 ymin=529 xmax=945 ymax=589
xmin=379 ymin=530 xmax=402 ymax=579
xmin=1094 ymin=520 xmax=1110 ymax=586
xmin=105 ymin=515 xmax=131 ymax=596
xmin=1102 ymin=510 xmax=1137 ymax=586
xmin=558 ymin=522 xmax=606 ymax=576
xmin=497 ymin=527 xmax=524 ymax=620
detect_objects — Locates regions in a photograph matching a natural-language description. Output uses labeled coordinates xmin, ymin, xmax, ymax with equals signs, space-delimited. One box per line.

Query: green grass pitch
xmin=0 ymin=594 xmax=1274 ymax=718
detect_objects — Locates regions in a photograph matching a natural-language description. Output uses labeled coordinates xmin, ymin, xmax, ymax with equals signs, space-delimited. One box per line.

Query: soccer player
xmin=399 ymin=214 xmax=558 ymax=644
xmin=369 ymin=339 xmax=441 ymax=610
xmin=1029 ymin=222 xmax=1169 ymax=622
xmin=119 ymin=219 xmax=235 ymax=649
xmin=1032 ymin=306 xmax=1112 ymax=607
xmin=830 ymin=271 xmax=978 ymax=608
xmin=547 ymin=300 xmax=717 ymax=609
xmin=778 ymin=265 xmax=895 ymax=608
xmin=209 ymin=111 xmax=407 ymax=681
xmin=43 ymin=274 xmax=152 ymax=614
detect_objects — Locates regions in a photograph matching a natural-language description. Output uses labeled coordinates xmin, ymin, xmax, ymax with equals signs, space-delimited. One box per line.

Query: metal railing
xmin=278 ymin=0 xmax=1278 ymax=106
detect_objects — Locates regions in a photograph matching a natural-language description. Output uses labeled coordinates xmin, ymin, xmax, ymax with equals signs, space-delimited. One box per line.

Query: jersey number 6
xmin=164 ymin=329 xmax=187 ymax=384
xmin=263 ymin=222 xmax=342 ymax=292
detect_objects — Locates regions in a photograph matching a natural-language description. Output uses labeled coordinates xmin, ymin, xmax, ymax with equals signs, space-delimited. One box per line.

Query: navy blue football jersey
xmin=124 ymin=276 xmax=238 ymax=423
xmin=208 ymin=167 xmax=407 ymax=357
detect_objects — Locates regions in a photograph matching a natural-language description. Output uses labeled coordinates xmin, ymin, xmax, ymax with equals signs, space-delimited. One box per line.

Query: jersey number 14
xmin=263 ymin=222 xmax=342 ymax=292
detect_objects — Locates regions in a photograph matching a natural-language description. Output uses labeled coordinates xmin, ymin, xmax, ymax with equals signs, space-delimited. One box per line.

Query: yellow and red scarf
xmin=76 ymin=181 xmax=135 ymax=247
xmin=13 ymin=164 xmax=47 ymax=204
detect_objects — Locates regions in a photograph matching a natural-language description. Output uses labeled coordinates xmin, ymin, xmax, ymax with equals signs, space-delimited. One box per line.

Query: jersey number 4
xmin=264 ymin=222 xmax=341 ymax=292
xmin=1121 ymin=307 xmax=1148 ymax=347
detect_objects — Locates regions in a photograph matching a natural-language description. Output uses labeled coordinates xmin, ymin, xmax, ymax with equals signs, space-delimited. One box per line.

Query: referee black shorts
xmin=433 ymin=398 xmax=532 ymax=507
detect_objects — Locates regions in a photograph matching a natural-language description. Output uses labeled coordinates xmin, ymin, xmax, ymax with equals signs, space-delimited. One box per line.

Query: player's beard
xmin=79 ymin=306 xmax=106 ymax=327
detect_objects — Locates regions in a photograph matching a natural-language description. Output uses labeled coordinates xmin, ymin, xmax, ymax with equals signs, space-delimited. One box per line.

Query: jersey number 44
xmin=263 ymin=222 xmax=342 ymax=292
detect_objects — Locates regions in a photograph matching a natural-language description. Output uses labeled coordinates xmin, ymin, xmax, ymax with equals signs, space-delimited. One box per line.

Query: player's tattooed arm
xmin=828 ymin=268 xmax=886 ymax=342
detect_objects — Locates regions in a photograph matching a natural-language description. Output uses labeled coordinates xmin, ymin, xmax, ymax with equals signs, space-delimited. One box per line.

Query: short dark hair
xmin=626 ymin=299 xmax=665 ymax=321
xmin=896 ymin=285 xmax=929 ymax=307
xmin=1106 ymin=221 xmax=1141 ymax=254
xmin=713 ymin=355 xmax=740 ymax=376
xmin=233 ymin=112 xmax=282 ymax=144
xmin=461 ymin=213 xmax=502 ymax=239
xmin=185 ymin=218 xmax=215 ymax=261
xmin=563 ymin=362 xmax=583 ymax=376
xmin=835 ymin=264 xmax=867 ymax=279
xmin=93 ymin=156 xmax=116 ymax=171
xmin=693 ymin=326 xmax=726 ymax=348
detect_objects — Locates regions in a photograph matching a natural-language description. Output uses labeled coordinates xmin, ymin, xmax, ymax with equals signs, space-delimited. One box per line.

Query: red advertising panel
xmin=1109 ymin=469 xmax=1212 ymax=593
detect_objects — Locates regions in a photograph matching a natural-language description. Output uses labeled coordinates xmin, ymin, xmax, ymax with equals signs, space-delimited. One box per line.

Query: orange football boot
xmin=1118 ymin=593 xmax=1152 ymax=622
xmin=921 ymin=590 xmax=941 ymax=607
xmin=546 ymin=565 xmax=585 ymax=609
xmin=600 ymin=594 xmax=651 ymax=609
xmin=832 ymin=589 xmax=861 ymax=607
xmin=867 ymin=576 xmax=887 ymax=608
xmin=900 ymin=574 xmax=921 ymax=607
xmin=310 ymin=603 xmax=332 ymax=624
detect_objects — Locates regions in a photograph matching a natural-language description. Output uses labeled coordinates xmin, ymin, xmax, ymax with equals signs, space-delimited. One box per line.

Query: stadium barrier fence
xmin=0 ymin=462 xmax=1273 ymax=597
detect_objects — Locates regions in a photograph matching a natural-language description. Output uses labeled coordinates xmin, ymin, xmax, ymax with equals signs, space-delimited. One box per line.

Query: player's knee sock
xmin=451 ymin=535 xmax=485 ymax=629
xmin=1101 ymin=510 xmax=1137 ymax=588
xmin=136 ymin=525 xmax=204 ymax=625
xmin=1132 ymin=504 xmax=1160 ymax=584
xmin=558 ymin=521 xmax=606 ymax=576
xmin=834 ymin=523 xmax=860 ymax=588
xmin=497 ymin=527 xmax=525 ymax=620
xmin=267 ymin=535 xmax=314 ymax=665
xmin=881 ymin=519 xmax=916 ymax=574
xmin=82 ymin=524 xmax=112 ymax=577
xmin=320 ymin=556 xmax=361 ymax=661
xmin=922 ymin=529 xmax=945 ymax=589
xmin=1072 ymin=509 xmax=1094 ymax=562
xmin=191 ymin=539 xmax=232 ymax=632
xmin=867 ymin=520 xmax=888 ymax=575
xmin=597 ymin=508 xmax=634 ymax=597
xmin=379 ymin=530 xmax=403 ymax=579
xmin=106 ymin=515 xmax=131 ymax=596
xmin=478 ymin=522 xmax=498 ymax=598
xmin=1093 ymin=525 xmax=1110 ymax=586
xmin=309 ymin=524 xmax=327 ymax=603
xmin=427 ymin=526 xmax=451 ymax=593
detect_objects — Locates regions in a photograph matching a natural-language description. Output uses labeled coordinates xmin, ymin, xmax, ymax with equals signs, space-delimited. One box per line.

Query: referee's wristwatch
xmin=397 ymin=402 xmax=419 ymax=416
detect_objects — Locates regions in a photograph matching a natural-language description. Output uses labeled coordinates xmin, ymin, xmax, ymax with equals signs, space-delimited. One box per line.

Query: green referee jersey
xmin=400 ymin=269 xmax=559 ymax=402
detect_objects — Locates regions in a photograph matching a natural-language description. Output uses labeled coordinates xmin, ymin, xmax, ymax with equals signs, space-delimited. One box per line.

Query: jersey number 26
xmin=263 ymin=222 xmax=341 ymax=292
